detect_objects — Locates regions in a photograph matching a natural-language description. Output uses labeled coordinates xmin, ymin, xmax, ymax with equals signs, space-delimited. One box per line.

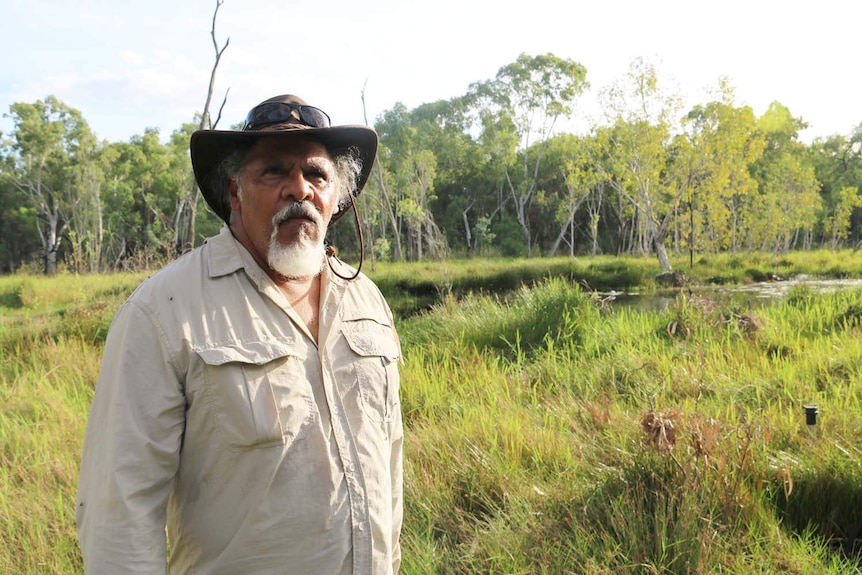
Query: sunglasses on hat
xmin=242 ymin=102 xmax=332 ymax=131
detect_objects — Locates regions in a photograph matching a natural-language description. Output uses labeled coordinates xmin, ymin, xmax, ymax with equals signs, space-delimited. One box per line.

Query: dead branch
xmin=200 ymin=0 xmax=230 ymax=130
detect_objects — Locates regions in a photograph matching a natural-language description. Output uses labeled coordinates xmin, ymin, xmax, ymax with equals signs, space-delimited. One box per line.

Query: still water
xmin=606 ymin=277 xmax=862 ymax=313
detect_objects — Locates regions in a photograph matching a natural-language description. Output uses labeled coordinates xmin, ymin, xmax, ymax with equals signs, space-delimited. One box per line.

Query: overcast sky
xmin=1 ymin=0 xmax=859 ymax=144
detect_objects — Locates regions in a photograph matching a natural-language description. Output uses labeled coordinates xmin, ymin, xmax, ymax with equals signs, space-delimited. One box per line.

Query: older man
xmin=76 ymin=95 xmax=403 ymax=575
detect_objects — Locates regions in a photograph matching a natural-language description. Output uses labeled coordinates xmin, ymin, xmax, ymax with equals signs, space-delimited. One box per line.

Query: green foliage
xmin=4 ymin=54 xmax=862 ymax=273
xmin=492 ymin=215 xmax=526 ymax=257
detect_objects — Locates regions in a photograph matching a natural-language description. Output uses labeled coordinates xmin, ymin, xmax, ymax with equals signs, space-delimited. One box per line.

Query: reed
xmin=2 ymin=261 xmax=861 ymax=573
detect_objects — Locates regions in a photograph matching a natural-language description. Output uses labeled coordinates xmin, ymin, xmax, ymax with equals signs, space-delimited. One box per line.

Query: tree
xmin=748 ymin=102 xmax=821 ymax=252
xmin=99 ymin=128 xmax=194 ymax=269
xmin=0 ymin=168 xmax=40 ymax=272
xmin=1 ymin=96 xmax=99 ymax=274
xmin=539 ymin=133 xmax=607 ymax=257
xmin=680 ymin=79 xmax=766 ymax=256
xmin=824 ymin=186 xmax=862 ymax=249
xmin=178 ymin=0 xmax=230 ymax=253
xmin=466 ymin=53 xmax=588 ymax=256
xmin=597 ymin=58 xmax=684 ymax=272
xmin=810 ymin=127 xmax=862 ymax=249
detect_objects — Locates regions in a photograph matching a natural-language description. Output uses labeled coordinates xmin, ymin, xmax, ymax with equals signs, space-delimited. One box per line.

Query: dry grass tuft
xmin=640 ymin=409 xmax=680 ymax=452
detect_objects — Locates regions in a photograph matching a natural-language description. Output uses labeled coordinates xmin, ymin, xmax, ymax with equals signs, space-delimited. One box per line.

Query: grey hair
xmin=211 ymin=144 xmax=254 ymax=210
xmin=332 ymin=146 xmax=363 ymax=210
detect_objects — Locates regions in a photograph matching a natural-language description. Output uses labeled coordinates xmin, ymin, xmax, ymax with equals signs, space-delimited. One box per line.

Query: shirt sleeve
xmin=389 ymin=399 xmax=404 ymax=574
xmin=388 ymin=312 xmax=404 ymax=574
xmin=76 ymin=299 xmax=186 ymax=574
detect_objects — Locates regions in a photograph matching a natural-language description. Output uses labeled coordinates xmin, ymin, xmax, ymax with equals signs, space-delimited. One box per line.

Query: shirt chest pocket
xmin=197 ymin=341 xmax=315 ymax=450
xmin=342 ymin=324 xmax=401 ymax=425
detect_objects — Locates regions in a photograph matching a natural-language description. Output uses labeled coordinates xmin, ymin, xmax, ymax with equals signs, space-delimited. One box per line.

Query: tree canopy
xmin=1 ymin=54 xmax=860 ymax=274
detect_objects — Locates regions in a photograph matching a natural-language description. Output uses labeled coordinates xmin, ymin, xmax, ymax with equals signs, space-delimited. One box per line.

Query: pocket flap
xmin=343 ymin=329 xmax=400 ymax=359
xmin=197 ymin=340 xmax=304 ymax=366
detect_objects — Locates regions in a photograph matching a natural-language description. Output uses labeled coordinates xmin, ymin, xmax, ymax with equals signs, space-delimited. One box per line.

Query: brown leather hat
xmin=190 ymin=94 xmax=378 ymax=224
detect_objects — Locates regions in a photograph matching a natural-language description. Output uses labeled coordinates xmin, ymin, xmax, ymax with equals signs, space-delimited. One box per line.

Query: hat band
xmin=242 ymin=102 xmax=331 ymax=131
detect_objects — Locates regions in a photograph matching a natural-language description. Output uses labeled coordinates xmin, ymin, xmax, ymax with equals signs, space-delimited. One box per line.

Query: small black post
xmin=803 ymin=404 xmax=818 ymax=435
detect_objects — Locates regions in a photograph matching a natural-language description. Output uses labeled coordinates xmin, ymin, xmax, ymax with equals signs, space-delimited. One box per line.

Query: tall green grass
xmin=2 ymin=262 xmax=862 ymax=573
xmin=398 ymin=277 xmax=862 ymax=573
xmin=0 ymin=272 xmax=145 ymax=574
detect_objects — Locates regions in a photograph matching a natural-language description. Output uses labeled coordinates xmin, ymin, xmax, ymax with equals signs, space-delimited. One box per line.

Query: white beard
xmin=266 ymin=204 xmax=326 ymax=279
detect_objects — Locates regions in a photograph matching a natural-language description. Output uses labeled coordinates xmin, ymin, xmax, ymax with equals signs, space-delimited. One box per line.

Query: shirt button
xmin=346 ymin=463 xmax=355 ymax=473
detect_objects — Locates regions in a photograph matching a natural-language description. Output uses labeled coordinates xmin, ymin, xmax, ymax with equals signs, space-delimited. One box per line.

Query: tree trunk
xmin=44 ymin=213 xmax=59 ymax=275
xmin=655 ymin=238 xmax=672 ymax=272
xmin=462 ymin=203 xmax=474 ymax=251
xmin=182 ymin=0 xmax=230 ymax=252
xmin=360 ymin=83 xmax=403 ymax=261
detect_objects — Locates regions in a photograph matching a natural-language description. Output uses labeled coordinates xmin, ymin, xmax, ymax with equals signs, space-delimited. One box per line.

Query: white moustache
xmin=273 ymin=202 xmax=323 ymax=228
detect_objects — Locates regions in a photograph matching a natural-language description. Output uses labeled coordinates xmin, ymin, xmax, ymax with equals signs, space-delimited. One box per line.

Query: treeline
xmin=2 ymin=54 xmax=861 ymax=275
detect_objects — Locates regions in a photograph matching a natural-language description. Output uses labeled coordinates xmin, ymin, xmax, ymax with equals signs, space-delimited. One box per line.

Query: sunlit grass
xmin=2 ymin=259 xmax=862 ymax=573
xmin=0 ymin=337 xmax=100 ymax=573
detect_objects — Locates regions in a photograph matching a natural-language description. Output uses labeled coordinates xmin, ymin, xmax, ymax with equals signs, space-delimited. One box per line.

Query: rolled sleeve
xmin=76 ymin=300 xmax=186 ymax=574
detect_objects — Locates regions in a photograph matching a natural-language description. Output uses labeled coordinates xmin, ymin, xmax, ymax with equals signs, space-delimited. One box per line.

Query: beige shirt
xmin=76 ymin=227 xmax=403 ymax=575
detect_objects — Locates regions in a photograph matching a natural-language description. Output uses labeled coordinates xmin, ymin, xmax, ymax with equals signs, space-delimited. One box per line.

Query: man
xmin=76 ymin=94 xmax=403 ymax=575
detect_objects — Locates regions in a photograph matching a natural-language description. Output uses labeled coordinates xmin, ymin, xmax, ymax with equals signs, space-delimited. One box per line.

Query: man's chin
xmin=267 ymin=242 xmax=325 ymax=279
xmin=275 ymin=220 xmax=318 ymax=244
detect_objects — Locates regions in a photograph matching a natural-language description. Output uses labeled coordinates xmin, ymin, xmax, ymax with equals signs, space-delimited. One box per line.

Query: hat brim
xmin=190 ymin=125 xmax=378 ymax=224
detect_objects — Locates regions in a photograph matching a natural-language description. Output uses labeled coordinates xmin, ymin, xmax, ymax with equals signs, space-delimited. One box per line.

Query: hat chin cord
xmin=325 ymin=192 xmax=363 ymax=281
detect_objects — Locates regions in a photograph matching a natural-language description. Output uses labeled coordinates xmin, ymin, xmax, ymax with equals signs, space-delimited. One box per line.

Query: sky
xmin=1 ymin=0 xmax=859 ymax=145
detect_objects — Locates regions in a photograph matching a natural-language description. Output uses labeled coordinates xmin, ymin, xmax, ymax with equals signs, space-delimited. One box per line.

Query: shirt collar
xmin=206 ymin=226 xmax=247 ymax=279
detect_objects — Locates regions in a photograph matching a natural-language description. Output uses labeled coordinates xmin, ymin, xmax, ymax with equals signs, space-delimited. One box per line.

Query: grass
xmin=2 ymin=253 xmax=862 ymax=573
xmin=367 ymin=249 xmax=862 ymax=317
xmin=396 ymin=270 xmax=862 ymax=573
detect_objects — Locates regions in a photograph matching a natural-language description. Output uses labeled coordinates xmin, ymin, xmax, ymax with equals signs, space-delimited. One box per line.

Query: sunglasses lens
xmin=244 ymin=103 xmax=331 ymax=130
xmin=298 ymin=106 xmax=331 ymax=128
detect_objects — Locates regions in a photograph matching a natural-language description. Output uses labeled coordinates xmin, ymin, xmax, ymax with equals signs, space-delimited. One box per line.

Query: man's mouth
xmin=282 ymin=215 xmax=313 ymax=223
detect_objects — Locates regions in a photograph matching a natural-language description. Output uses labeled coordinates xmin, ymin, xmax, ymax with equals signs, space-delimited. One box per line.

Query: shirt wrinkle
xmin=123 ymin=298 xmax=185 ymax=386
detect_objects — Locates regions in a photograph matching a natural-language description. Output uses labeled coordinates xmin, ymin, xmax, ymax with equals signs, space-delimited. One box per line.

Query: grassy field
xmin=2 ymin=252 xmax=862 ymax=573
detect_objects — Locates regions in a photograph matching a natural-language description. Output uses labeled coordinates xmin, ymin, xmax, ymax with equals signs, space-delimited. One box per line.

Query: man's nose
xmin=280 ymin=169 xmax=314 ymax=203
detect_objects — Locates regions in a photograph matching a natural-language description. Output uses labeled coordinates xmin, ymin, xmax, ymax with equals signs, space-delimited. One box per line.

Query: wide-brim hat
xmin=190 ymin=94 xmax=378 ymax=224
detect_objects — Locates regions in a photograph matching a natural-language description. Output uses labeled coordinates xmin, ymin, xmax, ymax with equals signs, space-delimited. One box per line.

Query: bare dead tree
xmin=178 ymin=0 xmax=230 ymax=253
xmin=361 ymin=80 xmax=403 ymax=262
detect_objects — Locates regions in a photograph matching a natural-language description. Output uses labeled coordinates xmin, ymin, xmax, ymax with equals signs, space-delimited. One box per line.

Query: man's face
xmin=229 ymin=135 xmax=340 ymax=279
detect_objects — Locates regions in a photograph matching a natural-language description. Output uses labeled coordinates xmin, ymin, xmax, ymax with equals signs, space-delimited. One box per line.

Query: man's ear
xmin=228 ymin=179 xmax=241 ymax=211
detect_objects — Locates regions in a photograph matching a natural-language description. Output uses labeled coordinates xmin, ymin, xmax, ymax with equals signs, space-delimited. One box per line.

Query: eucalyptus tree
xmin=596 ymin=57 xmax=683 ymax=272
xmin=749 ymin=102 xmax=821 ymax=252
xmin=407 ymin=97 xmax=487 ymax=255
xmin=0 ymin=170 xmax=40 ymax=272
xmin=809 ymin=125 xmax=862 ymax=249
xmin=1 ymin=96 xmax=100 ymax=274
xmin=679 ymin=81 xmax=766 ymax=256
xmin=167 ymin=122 xmax=214 ymax=248
xmin=67 ymin=137 xmax=107 ymax=272
xmin=375 ymin=98 xmax=479 ymax=260
xmin=374 ymin=102 xmax=420 ymax=261
xmin=465 ymin=52 xmax=588 ymax=256
xmin=536 ymin=133 xmax=607 ymax=257
xmin=100 ymin=128 xmax=190 ymax=268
